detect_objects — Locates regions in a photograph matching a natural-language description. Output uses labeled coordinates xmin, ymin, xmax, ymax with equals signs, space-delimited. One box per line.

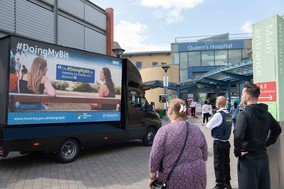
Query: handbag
xmin=150 ymin=180 xmax=166 ymax=189
xmin=150 ymin=121 xmax=189 ymax=189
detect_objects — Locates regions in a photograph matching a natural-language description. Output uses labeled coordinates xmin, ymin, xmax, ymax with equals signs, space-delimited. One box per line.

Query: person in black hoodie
xmin=234 ymin=82 xmax=282 ymax=189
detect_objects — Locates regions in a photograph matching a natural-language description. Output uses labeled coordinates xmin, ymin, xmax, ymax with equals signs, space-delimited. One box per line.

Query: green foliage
xmin=73 ymin=82 xmax=94 ymax=92
xmin=91 ymin=82 xmax=100 ymax=93
xmin=115 ymin=86 xmax=121 ymax=95
xmin=52 ymin=81 xmax=69 ymax=90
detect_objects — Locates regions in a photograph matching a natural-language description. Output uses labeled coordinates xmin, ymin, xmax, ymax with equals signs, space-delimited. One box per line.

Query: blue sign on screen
xmin=56 ymin=64 xmax=95 ymax=83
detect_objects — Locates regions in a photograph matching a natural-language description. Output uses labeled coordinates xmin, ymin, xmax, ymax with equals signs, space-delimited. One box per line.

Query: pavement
xmin=0 ymin=116 xmax=238 ymax=189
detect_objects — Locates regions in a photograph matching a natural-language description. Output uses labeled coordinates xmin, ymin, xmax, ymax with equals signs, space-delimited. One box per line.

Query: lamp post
xmin=112 ymin=48 xmax=125 ymax=58
xmin=162 ymin=65 xmax=170 ymax=120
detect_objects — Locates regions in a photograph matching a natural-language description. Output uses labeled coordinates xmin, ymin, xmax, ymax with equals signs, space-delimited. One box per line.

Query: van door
xmin=128 ymin=89 xmax=148 ymax=128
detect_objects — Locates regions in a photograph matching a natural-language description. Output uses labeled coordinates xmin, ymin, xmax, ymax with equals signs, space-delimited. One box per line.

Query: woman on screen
xmin=16 ymin=57 xmax=56 ymax=110
xmin=90 ymin=67 xmax=116 ymax=110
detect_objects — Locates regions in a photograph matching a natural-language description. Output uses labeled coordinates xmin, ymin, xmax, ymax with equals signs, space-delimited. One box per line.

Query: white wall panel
xmin=85 ymin=27 xmax=106 ymax=54
xmin=58 ymin=16 xmax=84 ymax=50
xmin=85 ymin=4 xmax=106 ymax=30
xmin=58 ymin=0 xmax=84 ymax=19
xmin=15 ymin=0 xmax=54 ymax=43
xmin=0 ymin=0 xmax=15 ymax=33
xmin=0 ymin=0 xmax=108 ymax=54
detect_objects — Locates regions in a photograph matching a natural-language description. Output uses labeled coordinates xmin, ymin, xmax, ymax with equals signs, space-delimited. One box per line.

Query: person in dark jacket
xmin=234 ymin=82 xmax=282 ymax=189
xmin=206 ymin=96 xmax=232 ymax=189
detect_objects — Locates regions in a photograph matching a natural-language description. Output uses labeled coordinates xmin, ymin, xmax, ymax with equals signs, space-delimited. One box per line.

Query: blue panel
xmin=56 ymin=64 xmax=95 ymax=83
xmin=8 ymin=112 xmax=120 ymax=125
xmin=178 ymin=40 xmax=244 ymax=52
xmin=188 ymin=69 xmax=193 ymax=79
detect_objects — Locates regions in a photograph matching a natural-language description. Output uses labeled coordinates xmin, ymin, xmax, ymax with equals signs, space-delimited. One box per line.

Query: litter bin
xmin=159 ymin=109 xmax=165 ymax=118
xmin=155 ymin=109 xmax=165 ymax=118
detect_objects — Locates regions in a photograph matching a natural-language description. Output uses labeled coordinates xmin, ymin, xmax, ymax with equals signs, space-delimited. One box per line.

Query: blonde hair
xmin=217 ymin=96 xmax=227 ymax=107
xmin=169 ymin=98 xmax=187 ymax=119
xmin=27 ymin=57 xmax=47 ymax=94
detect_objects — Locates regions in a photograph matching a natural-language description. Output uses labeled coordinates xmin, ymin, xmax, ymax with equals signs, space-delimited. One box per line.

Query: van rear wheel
xmin=143 ymin=128 xmax=157 ymax=146
xmin=56 ymin=139 xmax=80 ymax=163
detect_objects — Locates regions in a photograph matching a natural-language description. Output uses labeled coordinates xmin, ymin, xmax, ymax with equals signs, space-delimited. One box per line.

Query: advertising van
xmin=0 ymin=35 xmax=161 ymax=163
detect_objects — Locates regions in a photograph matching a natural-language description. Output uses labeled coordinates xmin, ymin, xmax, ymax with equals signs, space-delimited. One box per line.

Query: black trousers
xmin=238 ymin=156 xmax=270 ymax=189
xmin=203 ymin=112 xmax=210 ymax=123
xmin=190 ymin=107 xmax=196 ymax=117
xmin=232 ymin=118 xmax=236 ymax=126
xmin=213 ymin=140 xmax=231 ymax=187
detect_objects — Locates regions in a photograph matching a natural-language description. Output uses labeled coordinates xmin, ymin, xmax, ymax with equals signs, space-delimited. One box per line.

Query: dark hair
xmin=244 ymin=82 xmax=260 ymax=99
xmin=102 ymin=67 xmax=115 ymax=93
xmin=204 ymin=100 xmax=208 ymax=104
xmin=234 ymin=102 xmax=238 ymax=108
xmin=21 ymin=65 xmax=28 ymax=74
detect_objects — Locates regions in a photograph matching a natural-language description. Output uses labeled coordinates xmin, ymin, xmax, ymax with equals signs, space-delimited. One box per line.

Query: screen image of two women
xmin=14 ymin=57 xmax=116 ymax=111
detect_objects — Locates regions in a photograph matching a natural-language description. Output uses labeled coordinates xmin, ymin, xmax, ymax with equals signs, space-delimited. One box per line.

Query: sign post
xmin=253 ymin=15 xmax=284 ymax=189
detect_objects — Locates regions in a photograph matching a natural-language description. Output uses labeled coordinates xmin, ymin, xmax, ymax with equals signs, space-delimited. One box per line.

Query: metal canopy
xmin=142 ymin=59 xmax=253 ymax=92
xmin=195 ymin=59 xmax=253 ymax=87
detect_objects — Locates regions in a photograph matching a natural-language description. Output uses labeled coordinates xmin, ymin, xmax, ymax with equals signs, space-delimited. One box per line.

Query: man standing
xmin=234 ymin=82 xmax=282 ymax=189
xmin=207 ymin=96 xmax=232 ymax=189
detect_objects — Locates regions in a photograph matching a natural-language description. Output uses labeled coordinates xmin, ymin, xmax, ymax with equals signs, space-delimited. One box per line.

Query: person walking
xmin=202 ymin=100 xmax=211 ymax=126
xmin=230 ymin=101 xmax=240 ymax=127
xmin=149 ymin=98 xmax=208 ymax=189
xmin=234 ymin=82 xmax=282 ymax=189
xmin=206 ymin=96 xmax=232 ymax=189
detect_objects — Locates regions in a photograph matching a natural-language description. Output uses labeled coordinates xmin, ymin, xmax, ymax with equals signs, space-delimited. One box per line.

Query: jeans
xmin=16 ymin=102 xmax=46 ymax=110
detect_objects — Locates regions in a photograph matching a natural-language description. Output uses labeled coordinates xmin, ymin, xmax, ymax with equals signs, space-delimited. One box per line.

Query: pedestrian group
xmin=148 ymin=82 xmax=282 ymax=189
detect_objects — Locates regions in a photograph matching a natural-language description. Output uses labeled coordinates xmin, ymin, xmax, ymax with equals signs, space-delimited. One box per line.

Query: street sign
xmin=256 ymin=81 xmax=277 ymax=102
xmin=159 ymin=94 xmax=166 ymax=103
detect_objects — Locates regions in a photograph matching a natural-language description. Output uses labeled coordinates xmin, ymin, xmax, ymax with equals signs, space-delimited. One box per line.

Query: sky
xmin=90 ymin=0 xmax=284 ymax=53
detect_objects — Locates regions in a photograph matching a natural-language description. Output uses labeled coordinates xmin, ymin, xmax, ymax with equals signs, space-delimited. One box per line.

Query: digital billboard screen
xmin=8 ymin=36 xmax=122 ymax=125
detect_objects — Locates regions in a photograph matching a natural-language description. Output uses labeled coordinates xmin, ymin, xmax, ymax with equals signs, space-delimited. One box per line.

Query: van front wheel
xmin=143 ymin=128 xmax=157 ymax=146
xmin=56 ymin=139 xmax=80 ymax=163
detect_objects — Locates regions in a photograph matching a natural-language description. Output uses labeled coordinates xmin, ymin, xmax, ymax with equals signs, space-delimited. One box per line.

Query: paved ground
xmin=0 ymin=116 xmax=238 ymax=189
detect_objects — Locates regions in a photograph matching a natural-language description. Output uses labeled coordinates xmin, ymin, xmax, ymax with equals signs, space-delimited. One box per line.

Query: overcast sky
xmin=91 ymin=0 xmax=284 ymax=53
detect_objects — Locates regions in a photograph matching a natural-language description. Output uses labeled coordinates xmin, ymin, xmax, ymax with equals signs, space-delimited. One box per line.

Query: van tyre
xmin=143 ymin=128 xmax=157 ymax=146
xmin=56 ymin=139 xmax=80 ymax=163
